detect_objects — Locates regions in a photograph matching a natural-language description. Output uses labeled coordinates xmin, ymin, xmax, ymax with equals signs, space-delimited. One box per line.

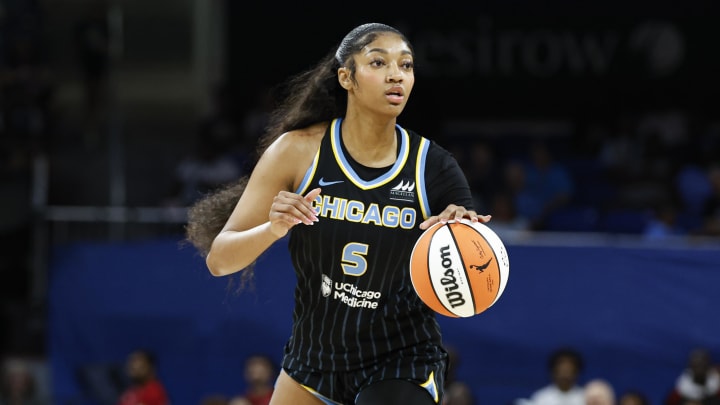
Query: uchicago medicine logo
xmin=321 ymin=274 xmax=382 ymax=309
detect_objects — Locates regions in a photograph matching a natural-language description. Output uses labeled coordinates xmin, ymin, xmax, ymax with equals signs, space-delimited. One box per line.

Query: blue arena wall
xmin=48 ymin=236 xmax=720 ymax=405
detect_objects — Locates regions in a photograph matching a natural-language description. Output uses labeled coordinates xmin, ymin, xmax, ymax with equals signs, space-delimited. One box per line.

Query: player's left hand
xmin=419 ymin=204 xmax=491 ymax=230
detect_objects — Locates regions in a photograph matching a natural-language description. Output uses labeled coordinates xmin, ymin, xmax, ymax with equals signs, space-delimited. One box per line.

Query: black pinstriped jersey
xmin=282 ymin=118 xmax=473 ymax=372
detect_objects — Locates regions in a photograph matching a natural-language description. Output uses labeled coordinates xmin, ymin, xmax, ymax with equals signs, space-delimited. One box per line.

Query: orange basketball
xmin=410 ymin=219 xmax=510 ymax=318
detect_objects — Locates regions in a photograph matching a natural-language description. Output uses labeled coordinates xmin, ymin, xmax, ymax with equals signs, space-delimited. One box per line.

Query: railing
xmin=29 ymin=151 xmax=190 ymax=303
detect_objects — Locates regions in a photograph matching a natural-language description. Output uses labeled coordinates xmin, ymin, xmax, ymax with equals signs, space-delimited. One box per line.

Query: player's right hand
xmin=268 ymin=188 xmax=321 ymax=238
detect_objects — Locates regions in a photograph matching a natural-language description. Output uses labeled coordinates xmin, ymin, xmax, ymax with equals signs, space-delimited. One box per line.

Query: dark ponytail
xmin=184 ymin=177 xmax=256 ymax=291
xmin=185 ymin=176 xmax=249 ymax=257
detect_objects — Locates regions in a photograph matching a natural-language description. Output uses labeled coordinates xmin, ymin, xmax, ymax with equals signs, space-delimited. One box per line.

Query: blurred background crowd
xmin=1 ymin=0 xmax=719 ymax=404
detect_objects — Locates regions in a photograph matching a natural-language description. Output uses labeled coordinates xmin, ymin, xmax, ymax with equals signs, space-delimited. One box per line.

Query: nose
xmin=386 ymin=63 xmax=403 ymax=82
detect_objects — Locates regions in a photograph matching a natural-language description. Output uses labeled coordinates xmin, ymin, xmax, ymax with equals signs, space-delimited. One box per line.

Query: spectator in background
xmin=505 ymin=141 xmax=573 ymax=231
xmin=642 ymin=200 xmax=684 ymax=241
xmin=199 ymin=395 xmax=228 ymax=405
xmin=227 ymin=397 xmax=251 ymax=405
xmin=503 ymin=160 xmax=529 ymax=224
xmin=233 ymin=354 xmax=275 ymax=405
xmin=485 ymin=189 xmax=530 ymax=237
xmin=464 ymin=141 xmax=502 ymax=214
xmin=674 ymin=158 xmax=712 ymax=220
xmin=516 ymin=347 xmax=585 ymax=405
xmin=116 ymin=350 xmax=169 ymax=405
xmin=700 ymin=165 xmax=720 ymax=236
xmin=597 ymin=114 xmax=638 ymax=181
xmin=618 ymin=390 xmax=650 ymax=405
xmin=0 ymin=358 xmax=45 ymax=405
xmin=585 ymin=379 xmax=615 ymax=405
xmin=164 ymin=83 xmax=248 ymax=207
xmin=166 ymin=116 xmax=244 ymax=206
xmin=442 ymin=346 xmax=474 ymax=405
xmin=665 ymin=348 xmax=720 ymax=405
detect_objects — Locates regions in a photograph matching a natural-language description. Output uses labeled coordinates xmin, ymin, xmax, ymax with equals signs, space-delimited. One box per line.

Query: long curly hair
xmin=184 ymin=23 xmax=412 ymax=288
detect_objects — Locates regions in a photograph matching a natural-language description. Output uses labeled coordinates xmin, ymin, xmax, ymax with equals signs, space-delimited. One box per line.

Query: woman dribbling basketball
xmin=186 ymin=23 xmax=491 ymax=405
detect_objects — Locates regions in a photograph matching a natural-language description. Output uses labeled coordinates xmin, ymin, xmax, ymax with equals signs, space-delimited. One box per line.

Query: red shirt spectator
xmin=241 ymin=355 xmax=276 ymax=405
xmin=117 ymin=350 xmax=169 ymax=405
xmin=245 ymin=390 xmax=273 ymax=405
xmin=117 ymin=379 xmax=169 ymax=405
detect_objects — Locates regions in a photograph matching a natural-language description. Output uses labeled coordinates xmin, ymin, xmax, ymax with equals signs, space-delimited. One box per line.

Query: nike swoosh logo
xmin=318 ymin=178 xmax=344 ymax=186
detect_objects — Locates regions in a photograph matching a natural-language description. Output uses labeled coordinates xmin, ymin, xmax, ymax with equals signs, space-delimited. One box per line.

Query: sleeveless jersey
xmin=282 ymin=118 xmax=446 ymax=372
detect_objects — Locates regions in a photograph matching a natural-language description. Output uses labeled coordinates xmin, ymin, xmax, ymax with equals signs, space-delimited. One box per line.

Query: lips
xmin=386 ymin=86 xmax=404 ymax=103
xmin=385 ymin=86 xmax=404 ymax=97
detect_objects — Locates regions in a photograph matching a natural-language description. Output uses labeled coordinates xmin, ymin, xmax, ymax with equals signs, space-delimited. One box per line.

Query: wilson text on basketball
xmin=439 ymin=245 xmax=466 ymax=309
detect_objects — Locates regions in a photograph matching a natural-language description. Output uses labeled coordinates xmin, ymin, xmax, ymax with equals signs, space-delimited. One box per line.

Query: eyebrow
xmin=365 ymin=48 xmax=413 ymax=56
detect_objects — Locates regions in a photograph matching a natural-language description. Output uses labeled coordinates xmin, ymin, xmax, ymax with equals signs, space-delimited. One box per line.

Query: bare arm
xmin=205 ymin=129 xmax=323 ymax=276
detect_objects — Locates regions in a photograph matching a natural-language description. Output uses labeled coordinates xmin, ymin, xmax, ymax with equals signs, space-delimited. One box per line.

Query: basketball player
xmin=186 ymin=23 xmax=490 ymax=405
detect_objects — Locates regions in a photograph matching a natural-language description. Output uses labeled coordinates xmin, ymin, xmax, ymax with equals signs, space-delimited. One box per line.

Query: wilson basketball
xmin=409 ymin=220 xmax=510 ymax=318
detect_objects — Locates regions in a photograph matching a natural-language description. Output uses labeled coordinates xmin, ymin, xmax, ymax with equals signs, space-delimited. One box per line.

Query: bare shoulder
xmin=269 ymin=122 xmax=327 ymax=156
xmin=260 ymin=122 xmax=328 ymax=189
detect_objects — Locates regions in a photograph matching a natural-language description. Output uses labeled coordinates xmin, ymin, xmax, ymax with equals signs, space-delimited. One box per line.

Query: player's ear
xmin=338 ymin=67 xmax=352 ymax=90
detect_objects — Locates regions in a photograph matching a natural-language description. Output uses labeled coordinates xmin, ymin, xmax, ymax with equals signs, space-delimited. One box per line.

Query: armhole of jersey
xmin=295 ymin=148 xmax=321 ymax=195
xmin=415 ymin=138 xmax=431 ymax=220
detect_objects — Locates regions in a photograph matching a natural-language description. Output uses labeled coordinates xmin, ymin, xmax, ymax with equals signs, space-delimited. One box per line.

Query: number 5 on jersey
xmin=341 ymin=242 xmax=369 ymax=276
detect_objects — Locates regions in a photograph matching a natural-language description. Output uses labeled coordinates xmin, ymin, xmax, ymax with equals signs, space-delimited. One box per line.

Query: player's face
xmin=346 ymin=33 xmax=414 ymax=117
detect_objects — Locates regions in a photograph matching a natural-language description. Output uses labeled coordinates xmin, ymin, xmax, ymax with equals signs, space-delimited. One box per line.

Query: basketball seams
xmin=477 ymin=223 xmax=509 ymax=305
xmin=425 ymin=224 xmax=456 ymax=318
xmin=465 ymin=222 xmax=502 ymax=308
xmin=410 ymin=222 xmax=454 ymax=317
xmin=446 ymin=222 xmax=478 ymax=317
xmin=452 ymin=222 xmax=503 ymax=315
xmin=491 ymin=245 xmax=506 ymax=306
xmin=471 ymin=222 xmax=509 ymax=307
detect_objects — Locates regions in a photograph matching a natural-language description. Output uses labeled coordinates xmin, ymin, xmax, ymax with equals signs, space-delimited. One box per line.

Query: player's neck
xmin=340 ymin=116 xmax=397 ymax=167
